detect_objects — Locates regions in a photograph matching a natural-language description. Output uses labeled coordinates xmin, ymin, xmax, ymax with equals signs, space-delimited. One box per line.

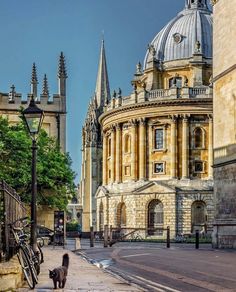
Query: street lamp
xmin=22 ymin=97 xmax=44 ymax=251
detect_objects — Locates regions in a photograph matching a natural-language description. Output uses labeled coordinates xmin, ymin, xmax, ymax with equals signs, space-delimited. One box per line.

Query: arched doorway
xmin=117 ymin=202 xmax=126 ymax=227
xmin=99 ymin=202 xmax=104 ymax=231
xmin=148 ymin=200 xmax=164 ymax=235
xmin=191 ymin=201 xmax=207 ymax=233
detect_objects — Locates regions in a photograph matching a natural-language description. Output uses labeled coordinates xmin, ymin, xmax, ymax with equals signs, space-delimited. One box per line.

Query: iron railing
xmin=0 ymin=180 xmax=26 ymax=262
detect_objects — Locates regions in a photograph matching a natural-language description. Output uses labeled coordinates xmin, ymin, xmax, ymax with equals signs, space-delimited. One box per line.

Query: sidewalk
xmin=17 ymin=243 xmax=142 ymax=292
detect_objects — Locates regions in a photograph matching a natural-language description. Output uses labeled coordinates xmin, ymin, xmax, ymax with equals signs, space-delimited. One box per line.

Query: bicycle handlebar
xmin=8 ymin=216 xmax=30 ymax=227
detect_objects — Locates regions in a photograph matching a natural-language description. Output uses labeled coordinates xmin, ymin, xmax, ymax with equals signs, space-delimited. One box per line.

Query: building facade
xmin=82 ymin=0 xmax=214 ymax=237
xmin=0 ymin=52 xmax=67 ymax=152
xmin=212 ymin=0 xmax=236 ymax=248
xmin=80 ymin=40 xmax=111 ymax=232
xmin=0 ymin=53 xmax=68 ymax=229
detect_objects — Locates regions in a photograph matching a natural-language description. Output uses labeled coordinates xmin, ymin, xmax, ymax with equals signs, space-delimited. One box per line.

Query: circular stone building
xmin=92 ymin=0 xmax=214 ymax=238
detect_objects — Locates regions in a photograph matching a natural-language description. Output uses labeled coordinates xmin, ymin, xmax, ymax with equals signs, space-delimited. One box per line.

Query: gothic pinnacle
xmin=42 ymin=74 xmax=49 ymax=96
xmin=58 ymin=52 xmax=68 ymax=79
xmin=31 ymin=63 xmax=38 ymax=84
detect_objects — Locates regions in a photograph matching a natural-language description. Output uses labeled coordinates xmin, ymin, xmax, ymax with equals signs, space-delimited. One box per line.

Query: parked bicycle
xmin=8 ymin=217 xmax=43 ymax=289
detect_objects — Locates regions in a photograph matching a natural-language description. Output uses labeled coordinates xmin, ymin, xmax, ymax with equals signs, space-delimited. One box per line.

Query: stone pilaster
xmin=115 ymin=123 xmax=121 ymax=183
xmin=208 ymin=115 xmax=213 ymax=178
xmin=170 ymin=115 xmax=177 ymax=178
xmin=111 ymin=126 xmax=115 ymax=183
xmin=102 ymin=132 xmax=107 ymax=185
xmin=131 ymin=119 xmax=137 ymax=181
xmin=139 ymin=118 xmax=146 ymax=180
xmin=182 ymin=115 xmax=189 ymax=179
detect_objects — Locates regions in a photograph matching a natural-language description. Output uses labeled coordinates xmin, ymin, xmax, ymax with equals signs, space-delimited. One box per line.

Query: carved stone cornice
xmin=138 ymin=117 xmax=146 ymax=126
xmin=169 ymin=114 xmax=178 ymax=123
xmin=99 ymin=98 xmax=212 ymax=125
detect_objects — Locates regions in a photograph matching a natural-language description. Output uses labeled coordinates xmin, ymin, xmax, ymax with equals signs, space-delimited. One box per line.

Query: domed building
xmin=81 ymin=0 xmax=214 ymax=238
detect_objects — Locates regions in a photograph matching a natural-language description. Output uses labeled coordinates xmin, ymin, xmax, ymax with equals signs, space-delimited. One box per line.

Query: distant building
xmin=0 ymin=52 xmax=67 ymax=152
xmin=81 ymin=0 xmax=214 ymax=237
xmin=212 ymin=0 xmax=236 ymax=248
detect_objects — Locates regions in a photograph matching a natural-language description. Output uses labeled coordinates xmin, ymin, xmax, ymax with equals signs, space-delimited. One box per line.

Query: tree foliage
xmin=0 ymin=117 xmax=76 ymax=209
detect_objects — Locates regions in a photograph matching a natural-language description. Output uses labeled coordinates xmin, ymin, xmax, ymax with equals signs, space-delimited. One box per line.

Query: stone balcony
xmin=105 ymin=86 xmax=213 ymax=111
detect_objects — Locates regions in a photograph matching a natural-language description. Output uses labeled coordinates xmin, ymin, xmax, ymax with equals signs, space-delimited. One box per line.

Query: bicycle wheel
xmin=17 ymin=247 xmax=36 ymax=289
xmin=22 ymin=244 xmax=39 ymax=281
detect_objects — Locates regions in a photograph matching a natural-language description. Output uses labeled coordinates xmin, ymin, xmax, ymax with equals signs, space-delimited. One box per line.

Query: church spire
xmin=30 ymin=62 xmax=38 ymax=98
xmin=95 ymin=39 xmax=111 ymax=108
xmin=42 ymin=74 xmax=49 ymax=97
xmin=58 ymin=52 xmax=67 ymax=96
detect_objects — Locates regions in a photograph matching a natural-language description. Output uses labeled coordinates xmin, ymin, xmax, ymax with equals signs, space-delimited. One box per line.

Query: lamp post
xmin=22 ymin=97 xmax=44 ymax=252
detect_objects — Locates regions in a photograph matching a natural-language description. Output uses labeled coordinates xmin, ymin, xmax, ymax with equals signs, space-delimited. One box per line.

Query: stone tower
xmin=80 ymin=40 xmax=111 ymax=233
xmin=212 ymin=0 xmax=236 ymax=248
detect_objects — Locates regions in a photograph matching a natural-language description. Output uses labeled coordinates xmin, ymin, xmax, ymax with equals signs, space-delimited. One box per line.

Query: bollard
xmin=90 ymin=226 xmax=94 ymax=248
xmin=104 ymin=224 xmax=108 ymax=248
xmin=195 ymin=230 xmax=199 ymax=249
xmin=166 ymin=226 xmax=170 ymax=248
xmin=109 ymin=225 xmax=113 ymax=243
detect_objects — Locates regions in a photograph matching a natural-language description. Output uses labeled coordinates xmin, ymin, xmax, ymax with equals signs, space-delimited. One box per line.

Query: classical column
xmin=102 ymin=132 xmax=107 ymax=185
xmin=170 ymin=115 xmax=177 ymax=178
xmin=182 ymin=115 xmax=189 ymax=179
xmin=208 ymin=115 xmax=213 ymax=178
xmin=115 ymin=123 xmax=121 ymax=183
xmin=111 ymin=126 xmax=115 ymax=183
xmin=131 ymin=119 xmax=137 ymax=181
xmin=139 ymin=118 xmax=146 ymax=180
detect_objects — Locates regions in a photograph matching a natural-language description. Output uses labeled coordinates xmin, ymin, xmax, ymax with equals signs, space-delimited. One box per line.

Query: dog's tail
xmin=62 ymin=253 xmax=69 ymax=268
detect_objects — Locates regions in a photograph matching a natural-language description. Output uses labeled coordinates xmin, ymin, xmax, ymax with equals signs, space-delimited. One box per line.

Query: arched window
xmin=124 ymin=135 xmax=131 ymax=153
xmin=191 ymin=201 xmax=207 ymax=233
xmin=117 ymin=202 xmax=126 ymax=227
xmin=194 ymin=127 xmax=204 ymax=148
xmin=169 ymin=77 xmax=182 ymax=88
xmin=148 ymin=200 xmax=164 ymax=235
xmin=99 ymin=202 xmax=104 ymax=231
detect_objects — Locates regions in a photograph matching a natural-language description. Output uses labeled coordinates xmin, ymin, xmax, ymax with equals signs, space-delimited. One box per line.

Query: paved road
xmin=75 ymin=240 xmax=236 ymax=292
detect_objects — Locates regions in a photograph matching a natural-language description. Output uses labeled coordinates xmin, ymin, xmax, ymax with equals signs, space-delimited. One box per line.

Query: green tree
xmin=0 ymin=117 xmax=76 ymax=209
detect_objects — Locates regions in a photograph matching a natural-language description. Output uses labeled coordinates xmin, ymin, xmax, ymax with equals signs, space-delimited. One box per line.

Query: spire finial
xmin=185 ymin=0 xmax=209 ymax=10
xmin=31 ymin=63 xmax=38 ymax=84
xmin=58 ymin=52 xmax=68 ymax=79
xmin=30 ymin=63 xmax=38 ymax=98
xmin=9 ymin=84 xmax=16 ymax=101
xmin=42 ymin=74 xmax=49 ymax=96
xmin=94 ymin=38 xmax=111 ymax=108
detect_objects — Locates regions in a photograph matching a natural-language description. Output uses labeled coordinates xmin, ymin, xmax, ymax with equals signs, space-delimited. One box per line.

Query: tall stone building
xmin=82 ymin=0 xmax=214 ymax=237
xmin=0 ymin=52 xmax=67 ymax=152
xmin=212 ymin=0 xmax=236 ymax=248
xmin=80 ymin=40 xmax=111 ymax=232
xmin=0 ymin=53 xmax=68 ymax=229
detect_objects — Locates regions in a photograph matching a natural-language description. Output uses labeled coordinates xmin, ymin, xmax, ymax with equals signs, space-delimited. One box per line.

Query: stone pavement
xmin=17 ymin=243 xmax=142 ymax=292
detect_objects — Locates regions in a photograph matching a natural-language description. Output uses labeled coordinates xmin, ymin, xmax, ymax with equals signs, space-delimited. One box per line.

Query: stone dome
xmin=144 ymin=0 xmax=212 ymax=69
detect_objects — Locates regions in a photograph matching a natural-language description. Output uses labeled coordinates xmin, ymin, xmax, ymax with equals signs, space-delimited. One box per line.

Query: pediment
xmin=95 ymin=186 xmax=109 ymax=198
xmin=134 ymin=181 xmax=175 ymax=194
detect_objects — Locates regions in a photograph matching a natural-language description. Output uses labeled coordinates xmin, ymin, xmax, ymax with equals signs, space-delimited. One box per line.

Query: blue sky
xmin=0 ymin=0 xmax=187 ymax=183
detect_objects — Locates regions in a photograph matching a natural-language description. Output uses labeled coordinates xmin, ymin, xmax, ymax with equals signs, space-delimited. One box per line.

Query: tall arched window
xmin=148 ymin=200 xmax=164 ymax=235
xmin=191 ymin=200 xmax=207 ymax=233
xmin=124 ymin=135 xmax=131 ymax=153
xmin=194 ymin=127 xmax=204 ymax=148
xmin=117 ymin=202 xmax=126 ymax=227
xmin=99 ymin=202 xmax=104 ymax=231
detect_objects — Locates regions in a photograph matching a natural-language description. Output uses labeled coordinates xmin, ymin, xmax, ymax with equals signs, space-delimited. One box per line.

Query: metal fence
xmin=0 ymin=180 xmax=26 ymax=262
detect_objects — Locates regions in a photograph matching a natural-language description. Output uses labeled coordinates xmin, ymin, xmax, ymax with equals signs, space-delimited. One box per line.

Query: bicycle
xmin=8 ymin=217 xmax=40 ymax=289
